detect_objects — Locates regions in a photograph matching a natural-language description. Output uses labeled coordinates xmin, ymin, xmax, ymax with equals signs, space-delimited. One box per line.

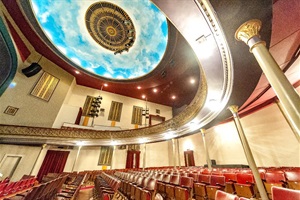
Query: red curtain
xmin=37 ymin=150 xmax=69 ymax=182
xmin=75 ymin=107 xmax=82 ymax=125
xmin=125 ymin=150 xmax=140 ymax=169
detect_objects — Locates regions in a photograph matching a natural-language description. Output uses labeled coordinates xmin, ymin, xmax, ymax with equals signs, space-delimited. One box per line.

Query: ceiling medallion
xmin=85 ymin=1 xmax=136 ymax=55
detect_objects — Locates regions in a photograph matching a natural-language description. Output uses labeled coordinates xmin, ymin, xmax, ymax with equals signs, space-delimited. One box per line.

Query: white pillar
xmin=200 ymin=129 xmax=212 ymax=169
xmin=228 ymin=105 xmax=268 ymax=200
xmin=142 ymin=143 xmax=146 ymax=171
xmin=30 ymin=144 xmax=47 ymax=175
xmin=71 ymin=146 xmax=82 ymax=172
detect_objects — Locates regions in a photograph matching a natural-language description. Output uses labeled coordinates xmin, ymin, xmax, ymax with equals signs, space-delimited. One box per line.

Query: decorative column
xmin=176 ymin=139 xmax=181 ymax=168
xmin=228 ymin=105 xmax=268 ymax=200
xmin=72 ymin=145 xmax=82 ymax=172
xmin=30 ymin=144 xmax=47 ymax=175
xmin=235 ymin=19 xmax=300 ymax=142
xmin=142 ymin=143 xmax=146 ymax=171
xmin=172 ymin=139 xmax=177 ymax=169
xmin=275 ymin=99 xmax=299 ymax=141
xmin=200 ymin=129 xmax=212 ymax=170
xmin=111 ymin=145 xmax=116 ymax=169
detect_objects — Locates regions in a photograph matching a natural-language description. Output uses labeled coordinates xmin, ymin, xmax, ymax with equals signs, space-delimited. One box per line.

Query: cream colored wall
xmin=143 ymin=141 xmax=170 ymax=168
xmin=0 ymin=144 xmax=41 ymax=181
xmin=0 ymin=55 xmax=74 ymax=127
xmin=178 ymin=103 xmax=300 ymax=167
xmin=53 ymin=84 xmax=173 ymax=129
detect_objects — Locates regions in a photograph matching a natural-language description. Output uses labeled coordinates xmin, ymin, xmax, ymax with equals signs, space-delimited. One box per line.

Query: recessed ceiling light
xmin=104 ymin=83 xmax=108 ymax=87
xmin=142 ymin=95 xmax=146 ymax=99
xmin=76 ymin=141 xmax=85 ymax=146
xmin=171 ymin=95 xmax=176 ymax=99
xmin=153 ymin=88 xmax=157 ymax=93
xmin=137 ymin=86 xmax=141 ymax=89
xmin=110 ymin=140 xmax=118 ymax=146
xmin=190 ymin=78 xmax=195 ymax=84
xmin=75 ymin=70 xmax=80 ymax=74
xmin=139 ymin=138 xmax=147 ymax=143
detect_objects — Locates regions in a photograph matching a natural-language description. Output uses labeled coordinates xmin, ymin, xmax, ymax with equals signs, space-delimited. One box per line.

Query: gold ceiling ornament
xmin=234 ymin=19 xmax=262 ymax=44
xmin=85 ymin=1 xmax=136 ymax=55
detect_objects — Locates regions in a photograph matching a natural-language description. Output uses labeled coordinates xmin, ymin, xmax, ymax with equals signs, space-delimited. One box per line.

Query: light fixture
xmin=103 ymin=83 xmax=108 ymax=87
xmin=110 ymin=140 xmax=118 ymax=146
xmin=75 ymin=70 xmax=80 ymax=74
xmin=76 ymin=141 xmax=85 ymax=146
xmin=142 ymin=95 xmax=146 ymax=99
xmin=190 ymin=78 xmax=195 ymax=84
xmin=137 ymin=86 xmax=141 ymax=89
xmin=171 ymin=95 xmax=176 ymax=99
xmin=153 ymin=88 xmax=158 ymax=93
xmin=139 ymin=138 xmax=147 ymax=144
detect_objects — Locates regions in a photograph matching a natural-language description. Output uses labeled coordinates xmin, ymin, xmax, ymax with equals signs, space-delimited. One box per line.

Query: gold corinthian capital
xmin=228 ymin=105 xmax=239 ymax=114
xmin=235 ymin=19 xmax=262 ymax=44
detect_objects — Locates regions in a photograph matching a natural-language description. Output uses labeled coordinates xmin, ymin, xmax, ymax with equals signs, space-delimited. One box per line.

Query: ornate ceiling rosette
xmin=85 ymin=1 xmax=136 ymax=55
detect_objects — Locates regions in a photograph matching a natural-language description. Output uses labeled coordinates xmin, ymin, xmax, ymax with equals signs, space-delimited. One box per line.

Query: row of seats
xmin=2 ymin=175 xmax=67 ymax=200
xmin=215 ymin=187 xmax=300 ymax=200
xmin=114 ymin=171 xmax=158 ymax=200
xmin=94 ymin=173 xmax=121 ymax=200
xmin=111 ymin=168 xmax=300 ymax=200
xmin=0 ymin=177 xmax=36 ymax=198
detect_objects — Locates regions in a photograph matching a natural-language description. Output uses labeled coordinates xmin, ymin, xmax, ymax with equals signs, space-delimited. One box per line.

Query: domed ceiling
xmin=31 ymin=0 xmax=168 ymax=80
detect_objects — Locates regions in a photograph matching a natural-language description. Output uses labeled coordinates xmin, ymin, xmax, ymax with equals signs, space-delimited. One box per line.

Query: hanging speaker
xmin=22 ymin=63 xmax=42 ymax=77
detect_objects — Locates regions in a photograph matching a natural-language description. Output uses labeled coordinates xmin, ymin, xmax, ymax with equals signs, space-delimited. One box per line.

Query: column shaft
xmin=176 ymin=139 xmax=181 ymax=168
xmin=200 ymin=129 xmax=212 ymax=170
xmin=229 ymin=106 xmax=268 ymax=200
xmin=143 ymin=143 xmax=146 ymax=171
xmin=172 ymin=139 xmax=177 ymax=169
xmin=251 ymin=44 xmax=300 ymax=140
xmin=72 ymin=146 xmax=82 ymax=172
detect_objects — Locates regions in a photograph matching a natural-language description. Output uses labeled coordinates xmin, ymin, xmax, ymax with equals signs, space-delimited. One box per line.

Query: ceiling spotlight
xmin=76 ymin=141 xmax=85 ymax=146
xmin=190 ymin=78 xmax=195 ymax=84
xmin=153 ymin=88 xmax=158 ymax=93
xmin=139 ymin=138 xmax=147 ymax=144
xmin=110 ymin=140 xmax=118 ymax=146
xmin=104 ymin=83 xmax=108 ymax=87
xmin=142 ymin=95 xmax=146 ymax=99
xmin=137 ymin=86 xmax=141 ymax=89
xmin=171 ymin=95 xmax=176 ymax=99
xmin=75 ymin=70 xmax=80 ymax=74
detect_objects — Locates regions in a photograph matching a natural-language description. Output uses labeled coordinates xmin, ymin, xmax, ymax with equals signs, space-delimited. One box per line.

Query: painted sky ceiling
xmin=30 ymin=0 xmax=168 ymax=80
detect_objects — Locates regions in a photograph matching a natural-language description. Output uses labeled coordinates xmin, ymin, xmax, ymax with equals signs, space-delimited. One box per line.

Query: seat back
xmin=187 ymin=173 xmax=198 ymax=182
xmin=236 ymin=173 xmax=254 ymax=184
xmin=215 ymin=190 xmax=238 ymax=200
xmin=272 ymin=186 xmax=300 ymax=200
xmin=210 ymin=175 xmax=225 ymax=187
xmin=198 ymin=174 xmax=211 ymax=184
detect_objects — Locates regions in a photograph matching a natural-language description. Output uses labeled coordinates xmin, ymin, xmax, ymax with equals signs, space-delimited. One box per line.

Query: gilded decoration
xmin=85 ymin=1 xmax=136 ymax=54
xmin=228 ymin=105 xmax=239 ymax=115
xmin=235 ymin=19 xmax=262 ymax=44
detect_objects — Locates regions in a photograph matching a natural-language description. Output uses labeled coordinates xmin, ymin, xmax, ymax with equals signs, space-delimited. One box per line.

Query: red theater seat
xmin=263 ymin=171 xmax=286 ymax=199
xmin=194 ymin=174 xmax=211 ymax=200
xmin=215 ymin=190 xmax=238 ymax=200
xmin=206 ymin=175 xmax=225 ymax=200
xmin=174 ymin=176 xmax=194 ymax=200
xmin=272 ymin=186 xmax=300 ymax=200
xmin=284 ymin=170 xmax=300 ymax=190
xmin=234 ymin=173 xmax=256 ymax=198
